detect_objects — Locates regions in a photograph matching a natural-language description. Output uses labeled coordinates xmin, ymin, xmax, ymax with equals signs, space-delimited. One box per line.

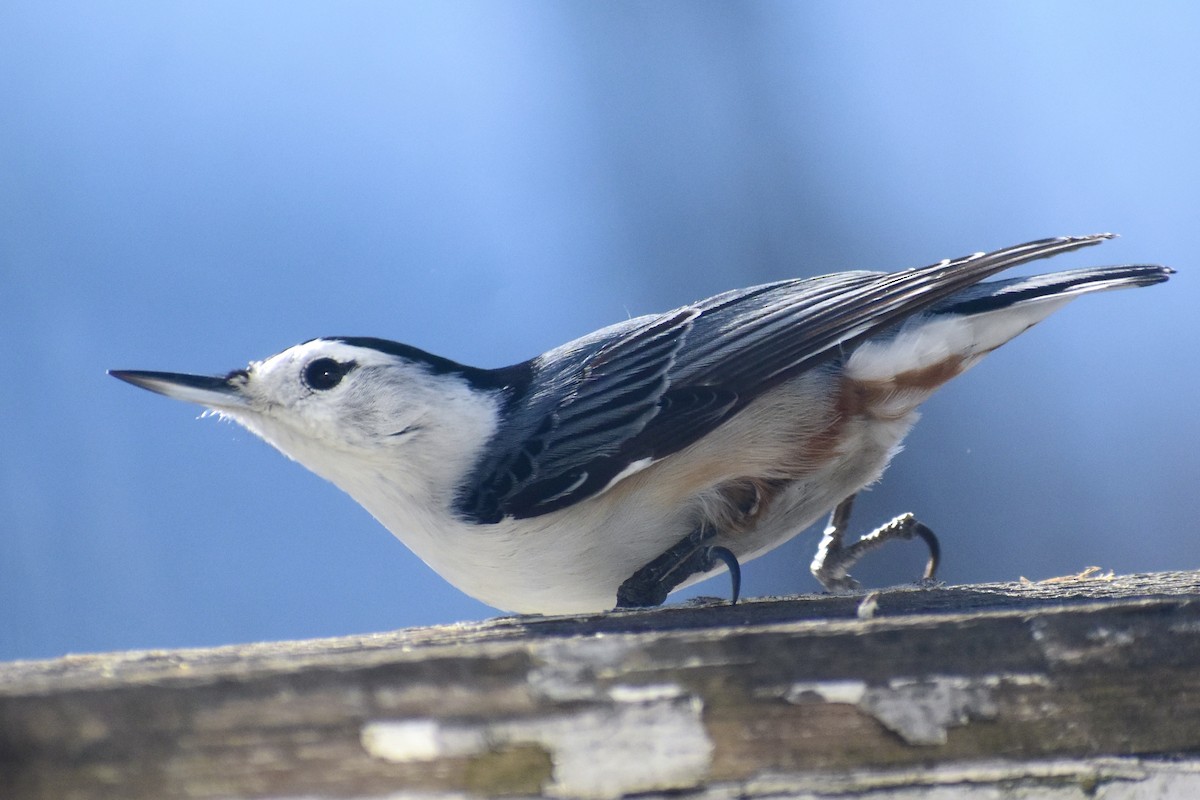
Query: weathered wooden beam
xmin=3 ymin=571 xmax=1200 ymax=799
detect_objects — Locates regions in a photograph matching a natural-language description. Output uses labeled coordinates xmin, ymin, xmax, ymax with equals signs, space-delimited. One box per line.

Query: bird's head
xmin=111 ymin=337 xmax=507 ymax=505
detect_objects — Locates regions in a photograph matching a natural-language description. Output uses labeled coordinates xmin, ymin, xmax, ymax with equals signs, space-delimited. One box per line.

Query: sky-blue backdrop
xmin=3 ymin=1 xmax=1197 ymax=662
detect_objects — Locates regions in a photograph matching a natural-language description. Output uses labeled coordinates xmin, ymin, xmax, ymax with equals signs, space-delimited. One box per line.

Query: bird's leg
xmin=616 ymin=525 xmax=741 ymax=609
xmin=810 ymin=494 xmax=941 ymax=592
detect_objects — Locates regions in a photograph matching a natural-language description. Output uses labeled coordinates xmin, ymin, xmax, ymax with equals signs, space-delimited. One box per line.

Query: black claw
xmin=704 ymin=546 xmax=741 ymax=605
xmin=616 ymin=526 xmax=746 ymax=610
xmin=913 ymin=521 xmax=941 ymax=581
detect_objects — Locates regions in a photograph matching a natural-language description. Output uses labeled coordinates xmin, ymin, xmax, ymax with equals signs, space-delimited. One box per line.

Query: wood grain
xmin=3 ymin=571 xmax=1199 ymax=799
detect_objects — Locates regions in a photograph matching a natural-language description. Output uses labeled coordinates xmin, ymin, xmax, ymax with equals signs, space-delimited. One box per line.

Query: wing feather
xmin=458 ymin=234 xmax=1114 ymax=521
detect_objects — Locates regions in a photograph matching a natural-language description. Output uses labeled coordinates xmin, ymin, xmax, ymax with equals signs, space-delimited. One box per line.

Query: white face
xmin=114 ymin=338 xmax=502 ymax=506
xmin=227 ymin=339 xmax=437 ymax=454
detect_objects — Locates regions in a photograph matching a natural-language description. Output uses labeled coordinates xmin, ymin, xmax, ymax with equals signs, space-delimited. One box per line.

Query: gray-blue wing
xmin=458 ymin=234 xmax=1114 ymax=522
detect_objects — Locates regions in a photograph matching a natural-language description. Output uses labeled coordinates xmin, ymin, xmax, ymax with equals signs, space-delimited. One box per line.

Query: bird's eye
xmin=303 ymin=358 xmax=354 ymax=391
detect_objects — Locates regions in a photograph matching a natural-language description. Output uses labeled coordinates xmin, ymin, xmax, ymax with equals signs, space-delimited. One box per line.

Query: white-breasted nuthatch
xmin=111 ymin=234 xmax=1170 ymax=613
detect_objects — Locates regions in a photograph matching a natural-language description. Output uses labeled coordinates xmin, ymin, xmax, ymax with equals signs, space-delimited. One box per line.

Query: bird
xmin=110 ymin=234 xmax=1170 ymax=614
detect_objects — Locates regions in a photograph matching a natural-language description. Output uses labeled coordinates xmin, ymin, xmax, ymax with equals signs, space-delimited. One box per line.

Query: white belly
xmin=356 ymin=373 xmax=919 ymax=615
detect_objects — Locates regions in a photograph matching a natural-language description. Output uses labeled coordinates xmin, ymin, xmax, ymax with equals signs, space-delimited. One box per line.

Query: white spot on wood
xmin=607 ymin=683 xmax=686 ymax=703
xmin=786 ymin=674 xmax=1051 ymax=746
xmin=504 ymin=696 xmax=711 ymax=798
xmin=1086 ymin=626 xmax=1136 ymax=647
xmin=860 ymin=676 xmax=999 ymax=745
xmin=786 ymin=679 xmax=868 ymax=705
xmin=1032 ymin=618 xmax=1141 ymax=664
xmin=742 ymin=756 xmax=1200 ymax=798
xmin=360 ymin=719 xmax=486 ymax=762
xmin=360 ymin=695 xmax=712 ymax=798
xmin=857 ymin=592 xmax=881 ymax=620
xmin=1097 ymin=767 xmax=1200 ymax=799
xmin=528 ymin=637 xmax=639 ymax=701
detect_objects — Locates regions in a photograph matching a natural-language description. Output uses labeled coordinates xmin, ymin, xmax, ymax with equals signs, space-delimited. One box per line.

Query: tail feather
xmin=845 ymin=263 xmax=1171 ymax=386
xmin=931 ymin=264 xmax=1173 ymax=317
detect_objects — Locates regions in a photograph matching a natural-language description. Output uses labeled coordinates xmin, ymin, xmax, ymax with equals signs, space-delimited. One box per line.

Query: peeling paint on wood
xmin=361 ymin=695 xmax=711 ymax=798
xmin=2 ymin=571 xmax=1200 ymax=799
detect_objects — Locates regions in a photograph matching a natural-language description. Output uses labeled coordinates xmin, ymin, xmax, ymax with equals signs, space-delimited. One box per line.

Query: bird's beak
xmin=108 ymin=369 xmax=250 ymax=410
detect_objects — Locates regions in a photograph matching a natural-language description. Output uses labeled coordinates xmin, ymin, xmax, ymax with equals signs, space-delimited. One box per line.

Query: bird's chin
xmin=200 ymin=406 xmax=252 ymax=426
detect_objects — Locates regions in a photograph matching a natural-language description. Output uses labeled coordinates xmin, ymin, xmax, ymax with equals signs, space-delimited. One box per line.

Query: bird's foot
xmin=811 ymin=495 xmax=940 ymax=593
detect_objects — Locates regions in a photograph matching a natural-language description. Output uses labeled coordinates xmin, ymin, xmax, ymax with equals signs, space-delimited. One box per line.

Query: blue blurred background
xmin=3 ymin=1 xmax=1197 ymax=662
